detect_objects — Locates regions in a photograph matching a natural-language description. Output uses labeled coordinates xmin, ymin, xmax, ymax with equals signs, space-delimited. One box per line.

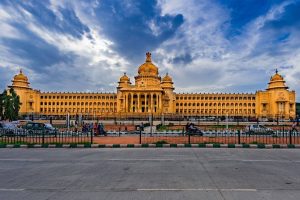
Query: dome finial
xmin=20 ymin=68 xmax=23 ymax=74
xmin=275 ymin=68 xmax=278 ymax=74
xmin=146 ymin=52 xmax=151 ymax=62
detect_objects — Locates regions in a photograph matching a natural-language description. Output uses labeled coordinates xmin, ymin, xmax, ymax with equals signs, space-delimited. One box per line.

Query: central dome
xmin=138 ymin=52 xmax=158 ymax=76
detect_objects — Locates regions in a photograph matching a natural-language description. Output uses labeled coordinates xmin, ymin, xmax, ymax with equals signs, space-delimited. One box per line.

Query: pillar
xmin=137 ymin=93 xmax=140 ymax=113
xmin=144 ymin=93 xmax=148 ymax=112
xmin=151 ymin=93 xmax=153 ymax=113
xmin=131 ymin=93 xmax=133 ymax=112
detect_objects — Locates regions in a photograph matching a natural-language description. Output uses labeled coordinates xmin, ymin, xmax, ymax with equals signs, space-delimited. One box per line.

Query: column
xmin=151 ymin=93 xmax=153 ymax=113
xmin=131 ymin=93 xmax=134 ymax=113
xmin=156 ymin=94 xmax=159 ymax=113
xmin=158 ymin=94 xmax=162 ymax=111
xmin=137 ymin=94 xmax=140 ymax=113
xmin=125 ymin=94 xmax=127 ymax=112
xmin=144 ymin=93 xmax=148 ymax=112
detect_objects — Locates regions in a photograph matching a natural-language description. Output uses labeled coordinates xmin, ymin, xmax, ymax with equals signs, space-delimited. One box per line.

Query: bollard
xmin=91 ymin=129 xmax=93 ymax=144
xmin=139 ymin=129 xmax=142 ymax=144
xmin=42 ymin=130 xmax=45 ymax=144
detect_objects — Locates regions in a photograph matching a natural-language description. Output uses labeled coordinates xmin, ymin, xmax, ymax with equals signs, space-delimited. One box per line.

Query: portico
xmin=117 ymin=52 xmax=175 ymax=114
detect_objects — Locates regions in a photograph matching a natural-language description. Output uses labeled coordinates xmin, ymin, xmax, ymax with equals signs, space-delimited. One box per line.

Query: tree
xmin=0 ymin=91 xmax=4 ymax=120
xmin=0 ymin=88 xmax=21 ymax=121
xmin=9 ymin=88 xmax=21 ymax=120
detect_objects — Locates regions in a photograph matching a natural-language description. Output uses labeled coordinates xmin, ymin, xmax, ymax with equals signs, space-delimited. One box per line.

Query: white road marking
xmin=0 ymin=188 xmax=25 ymax=191
xmin=242 ymin=160 xmax=300 ymax=163
xmin=0 ymin=158 xmax=43 ymax=162
xmin=210 ymin=159 xmax=300 ymax=163
xmin=107 ymin=159 xmax=175 ymax=161
xmin=137 ymin=188 xmax=257 ymax=192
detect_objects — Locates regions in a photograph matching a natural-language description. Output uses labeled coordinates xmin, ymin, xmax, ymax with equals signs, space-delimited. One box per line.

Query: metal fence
xmin=1 ymin=129 xmax=300 ymax=145
xmin=0 ymin=129 xmax=92 ymax=144
xmin=140 ymin=130 xmax=300 ymax=145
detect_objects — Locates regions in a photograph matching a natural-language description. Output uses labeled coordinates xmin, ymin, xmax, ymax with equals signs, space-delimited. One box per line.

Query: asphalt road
xmin=0 ymin=149 xmax=300 ymax=200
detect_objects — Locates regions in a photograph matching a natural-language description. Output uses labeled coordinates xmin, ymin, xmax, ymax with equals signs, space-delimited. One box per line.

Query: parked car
xmin=44 ymin=123 xmax=58 ymax=135
xmin=0 ymin=122 xmax=26 ymax=137
xmin=24 ymin=122 xmax=57 ymax=135
xmin=245 ymin=124 xmax=274 ymax=135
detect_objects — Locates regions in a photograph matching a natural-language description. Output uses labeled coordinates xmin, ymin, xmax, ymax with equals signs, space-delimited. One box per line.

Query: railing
xmin=0 ymin=129 xmax=92 ymax=145
xmin=0 ymin=129 xmax=299 ymax=145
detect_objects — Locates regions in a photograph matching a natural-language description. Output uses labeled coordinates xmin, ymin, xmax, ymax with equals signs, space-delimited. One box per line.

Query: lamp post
xmin=66 ymin=111 xmax=70 ymax=131
xmin=226 ymin=111 xmax=229 ymax=132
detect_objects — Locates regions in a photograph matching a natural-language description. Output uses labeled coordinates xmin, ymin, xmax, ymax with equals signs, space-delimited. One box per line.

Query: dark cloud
xmin=218 ymin=0 xmax=283 ymax=38
xmin=170 ymin=54 xmax=193 ymax=65
xmin=92 ymin=0 xmax=184 ymax=62
xmin=3 ymin=0 xmax=90 ymax=39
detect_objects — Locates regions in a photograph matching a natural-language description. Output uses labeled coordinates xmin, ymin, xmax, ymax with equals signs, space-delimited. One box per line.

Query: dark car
xmin=24 ymin=122 xmax=57 ymax=135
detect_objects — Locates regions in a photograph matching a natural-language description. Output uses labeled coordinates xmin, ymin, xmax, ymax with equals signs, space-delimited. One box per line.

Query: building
xmin=8 ymin=52 xmax=296 ymax=120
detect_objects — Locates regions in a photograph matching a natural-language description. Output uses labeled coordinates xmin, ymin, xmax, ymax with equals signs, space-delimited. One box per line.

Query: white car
xmin=245 ymin=124 xmax=274 ymax=134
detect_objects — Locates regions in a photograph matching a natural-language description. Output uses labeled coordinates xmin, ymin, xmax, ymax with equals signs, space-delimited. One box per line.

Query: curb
xmin=0 ymin=144 xmax=299 ymax=148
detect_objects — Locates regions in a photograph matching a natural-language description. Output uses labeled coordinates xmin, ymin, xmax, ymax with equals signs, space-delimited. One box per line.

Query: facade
xmin=8 ymin=53 xmax=296 ymax=120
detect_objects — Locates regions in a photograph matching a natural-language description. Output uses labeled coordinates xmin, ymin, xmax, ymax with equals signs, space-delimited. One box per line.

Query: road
xmin=0 ymin=149 xmax=300 ymax=200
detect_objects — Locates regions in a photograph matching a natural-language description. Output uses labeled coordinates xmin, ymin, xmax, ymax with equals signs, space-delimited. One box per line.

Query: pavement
xmin=0 ymin=149 xmax=300 ymax=200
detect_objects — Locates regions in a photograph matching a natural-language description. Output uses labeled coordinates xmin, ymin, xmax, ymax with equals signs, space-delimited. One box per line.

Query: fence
xmin=140 ymin=130 xmax=300 ymax=145
xmin=0 ymin=129 xmax=300 ymax=145
xmin=0 ymin=129 xmax=92 ymax=145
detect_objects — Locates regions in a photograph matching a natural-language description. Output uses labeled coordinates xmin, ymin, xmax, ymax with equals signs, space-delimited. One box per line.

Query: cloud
xmin=0 ymin=0 xmax=299 ymax=101
xmin=156 ymin=0 xmax=300 ymax=100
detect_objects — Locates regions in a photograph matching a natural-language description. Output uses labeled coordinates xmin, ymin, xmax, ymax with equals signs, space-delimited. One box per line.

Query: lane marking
xmin=210 ymin=159 xmax=300 ymax=163
xmin=0 ymin=188 xmax=25 ymax=191
xmin=0 ymin=158 xmax=43 ymax=162
xmin=242 ymin=160 xmax=300 ymax=163
xmin=107 ymin=159 xmax=175 ymax=161
xmin=137 ymin=188 xmax=257 ymax=192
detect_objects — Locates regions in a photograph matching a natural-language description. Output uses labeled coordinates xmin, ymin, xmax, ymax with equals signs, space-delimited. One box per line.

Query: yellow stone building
xmin=8 ymin=53 xmax=296 ymax=120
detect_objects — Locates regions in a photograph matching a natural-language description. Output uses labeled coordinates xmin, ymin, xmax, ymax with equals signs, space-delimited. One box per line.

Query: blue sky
xmin=1 ymin=0 xmax=300 ymax=100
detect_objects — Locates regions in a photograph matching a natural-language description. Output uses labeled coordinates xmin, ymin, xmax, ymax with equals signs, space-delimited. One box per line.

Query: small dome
xmin=270 ymin=73 xmax=283 ymax=81
xmin=267 ymin=69 xmax=288 ymax=90
xmin=162 ymin=73 xmax=173 ymax=82
xmin=11 ymin=69 xmax=30 ymax=88
xmin=13 ymin=69 xmax=28 ymax=82
xmin=138 ymin=52 xmax=158 ymax=76
xmin=120 ymin=73 xmax=130 ymax=82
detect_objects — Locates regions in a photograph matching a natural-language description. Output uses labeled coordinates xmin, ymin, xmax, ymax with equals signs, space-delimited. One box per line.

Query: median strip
xmin=0 ymin=143 xmax=299 ymax=148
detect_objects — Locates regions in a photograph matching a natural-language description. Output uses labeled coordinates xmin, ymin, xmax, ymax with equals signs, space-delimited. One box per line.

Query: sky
xmin=0 ymin=0 xmax=300 ymax=100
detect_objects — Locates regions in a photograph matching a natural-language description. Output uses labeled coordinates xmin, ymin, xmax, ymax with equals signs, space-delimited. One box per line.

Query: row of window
xmin=41 ymin=102 xmax=117 ymax=106
xmin=176 ymin=109 xmax=256 ymax=114
xmin=176 ymin=103 xmax=256 ymax=107
xmin=41 ymin=95 xmax=116 ymax=100
xmin=176 ymin=96 xmax=255 ymax=100
xmin=40 ymin=108 xmax=117 ymax=113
